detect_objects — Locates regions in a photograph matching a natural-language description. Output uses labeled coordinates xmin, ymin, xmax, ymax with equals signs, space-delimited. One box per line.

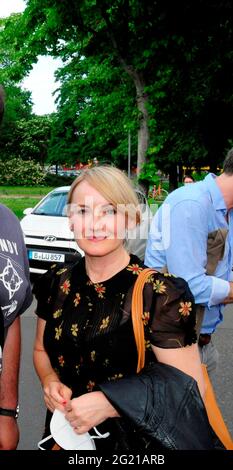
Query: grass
xmin=0 ymin=186 xmax=54 ymax=196
xmin=0 ymin=186 xmax=55 ymax=219
xmin=0 ymin=197 xmax=41 ymax=219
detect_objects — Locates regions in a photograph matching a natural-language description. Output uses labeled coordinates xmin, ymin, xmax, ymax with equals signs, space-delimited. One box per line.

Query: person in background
xmin=0 ymin=85 xmax=33 ymax=450
xmin=32 ymin=165 xmax=213 ymax=452
xmin=145 ymin=150 xmax=233 ymax=379
xmin=183 ymin=174 xmax=195 ymax=184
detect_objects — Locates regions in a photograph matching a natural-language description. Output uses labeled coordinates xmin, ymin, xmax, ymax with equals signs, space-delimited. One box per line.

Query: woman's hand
xmin=65 ymin=391 xmax=119 ymax=434
xmin=43 ymin=378 xmax=72 ymax=413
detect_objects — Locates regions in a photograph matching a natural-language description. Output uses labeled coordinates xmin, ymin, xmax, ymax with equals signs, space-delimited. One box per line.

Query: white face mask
xmin=38 ymin=409 xmax=110 ymax=450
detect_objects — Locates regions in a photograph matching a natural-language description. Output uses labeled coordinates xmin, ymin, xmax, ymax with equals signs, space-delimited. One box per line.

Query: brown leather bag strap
xmin=202 ymin=364 xmax=233 ymax=450
xmin=51 ymin=443 xmax=61 ymax=450
xmin=131 ymin=268 xmax=157 ymax=373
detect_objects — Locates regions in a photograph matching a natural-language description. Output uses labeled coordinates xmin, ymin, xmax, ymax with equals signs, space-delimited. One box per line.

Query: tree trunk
xmin=105 ymin=26 xmax=149 ymax=174
xmin=122 ymin=67 xmax=149 ymax=174
xmin=178 ymin=164 xmax=183 ymax=183
xmin=136 ymin=84 xmax=149 ymax=174
xmin=168 ymin=165 xmax=178 ymax=191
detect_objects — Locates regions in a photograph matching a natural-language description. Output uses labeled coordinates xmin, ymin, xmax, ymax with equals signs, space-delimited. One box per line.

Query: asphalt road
xmin=17 ymin=299 xmax=233 ymax=450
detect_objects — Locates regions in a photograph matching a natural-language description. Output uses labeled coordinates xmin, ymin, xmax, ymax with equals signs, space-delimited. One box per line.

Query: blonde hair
xmin=68 ymin=165 xmax=141 ymax=225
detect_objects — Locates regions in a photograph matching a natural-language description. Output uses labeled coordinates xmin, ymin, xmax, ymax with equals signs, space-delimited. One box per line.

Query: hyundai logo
xmin=44 ymin=235 xmax=57 ymax=242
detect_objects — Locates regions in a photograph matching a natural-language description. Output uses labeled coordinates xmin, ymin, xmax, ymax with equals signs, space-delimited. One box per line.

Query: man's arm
xmin=0 ymin=317 xmax=21 ymax=449
xmin=146 ymin=200 xmax=229 ymax=307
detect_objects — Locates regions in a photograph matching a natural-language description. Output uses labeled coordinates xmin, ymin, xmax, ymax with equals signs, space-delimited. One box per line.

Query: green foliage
xmin=192 ymin=171 xmax=208 ymax=182
xmin=0 ymin=86 xmax=34 ymax=158
xmin=1 ymin=115 xmax=52 ymax=163
xmin=43 ymin=173 xmax=75 ymax=186
xmin=138 ymin=162 xmax=160 ymax=185
xmin=1 ymin=1 xmax=233 ymax=182
xmin=0 ymin=16 xmax=33 ymax=119
xmin=0 ymin=158 xmax=45 ymax=185
xmin=0 ymin=15 xmax=52 ymax=163
xmin=48 ymin=55 xmax=138 ymax=167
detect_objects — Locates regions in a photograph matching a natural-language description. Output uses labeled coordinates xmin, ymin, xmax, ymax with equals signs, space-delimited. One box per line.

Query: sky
xmin=0 ymin=0 xmax=61 ymax=115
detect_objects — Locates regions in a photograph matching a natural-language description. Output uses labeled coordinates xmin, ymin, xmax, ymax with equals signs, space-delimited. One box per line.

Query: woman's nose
xmin=93 ymin=215 xmax=105 ymax=232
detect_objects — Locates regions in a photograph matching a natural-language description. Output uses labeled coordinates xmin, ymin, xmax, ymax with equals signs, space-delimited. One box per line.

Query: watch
xmin=0 ymin=405 xmax=19 ymax=419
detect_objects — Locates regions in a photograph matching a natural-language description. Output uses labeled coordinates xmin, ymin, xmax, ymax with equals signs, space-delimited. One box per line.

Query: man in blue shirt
xmin=145 ymin=153 xmax=233 ymax=378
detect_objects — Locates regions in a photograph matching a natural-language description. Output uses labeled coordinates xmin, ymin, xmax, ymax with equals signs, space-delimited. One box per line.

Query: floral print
xmin=60 ymin=279 xmax=70 ymax=295
xmin=56 ymin=268 xmax=68 ymax=276
xmin=153 ymin=279 xmax=167 ymax=294
xmin=127 ymin=263 xmax=143 ymax=275
xmin=74 ymin=293 xmax=81 ymax=306
xmin=91 ymin=351 xmax=96 ymax=362
xmin=145 ymin=339 xmax=151 ymax=350
xmin=179 ymin=301 xmax=192 ymax=317
xmin=55 ymin=324 xmax=62 ymax=340
xmin=142 ymin=311 xmax=150 ymax=325
xmin=53 ymin=309 xmax=62 ymax=319
xmin=86 ymin=380 xmax=95 ymax=392
xmin=100 ymin=316 xmax=110 ymax=330
xmin=108 ymin=373 xmax=123 ymax=381
xmin=71 ymin=323 xmax=79 ymax=336
xmin=94 ymin=283 xmax=106 ymax=298
xmin=58 ymin=355 xmax=65 ymax=367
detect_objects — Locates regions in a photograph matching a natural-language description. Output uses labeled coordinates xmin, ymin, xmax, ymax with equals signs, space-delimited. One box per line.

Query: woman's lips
xmin=87 ymin=236 xmax=107 ymax=241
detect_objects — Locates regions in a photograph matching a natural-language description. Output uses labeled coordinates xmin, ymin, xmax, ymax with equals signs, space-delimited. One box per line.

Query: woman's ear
xmin=69 ymin=223 xmax=74 ymax=232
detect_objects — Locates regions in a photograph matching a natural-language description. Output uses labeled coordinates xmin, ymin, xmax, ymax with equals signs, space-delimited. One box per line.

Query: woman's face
xmin=69 ymin=180 xmax=129 ymax=257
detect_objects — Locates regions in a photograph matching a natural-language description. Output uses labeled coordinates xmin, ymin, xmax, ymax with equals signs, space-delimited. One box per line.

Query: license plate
xmin=28 ymin=251 xmax=65 ymax=263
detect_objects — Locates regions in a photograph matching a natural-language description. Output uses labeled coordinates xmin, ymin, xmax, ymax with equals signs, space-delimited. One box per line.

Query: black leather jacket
xmin=99 ymin=363 xmax=222 ymax=450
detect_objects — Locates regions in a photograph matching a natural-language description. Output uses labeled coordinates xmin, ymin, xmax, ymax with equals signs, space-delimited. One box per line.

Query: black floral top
xmin=33 ymin=254 xmax=196 ymax=400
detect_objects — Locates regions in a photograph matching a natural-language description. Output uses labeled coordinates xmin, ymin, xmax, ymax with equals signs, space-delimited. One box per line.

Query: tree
xmin=0 ymin=86 xmax=34 ymax=159
xmin=3 ymin=0 xmax=170 ymax=172
xmin=0 ymin=15 xmax=34 ymax=160
xmin=6 ymin=115 xmax=52 ymax=164
xmin=3 ymin=1 xmax=233 ymax=185
xmin=47 ymin=53 xmax=138 ymax=167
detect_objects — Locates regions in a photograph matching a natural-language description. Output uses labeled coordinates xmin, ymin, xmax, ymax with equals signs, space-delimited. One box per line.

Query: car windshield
xmin=33 ymin=191 xmax=68 ymax=217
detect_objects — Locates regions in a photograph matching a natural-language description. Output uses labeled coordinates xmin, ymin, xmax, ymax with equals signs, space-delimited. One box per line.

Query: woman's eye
xmin=75 ymin=207 xmax=86 ymax=215
xmin=104 ymin=207 xmax=116 ymax=215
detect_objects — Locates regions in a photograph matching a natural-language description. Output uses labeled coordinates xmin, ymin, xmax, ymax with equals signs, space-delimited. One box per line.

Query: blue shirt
xmin=145 ymin=173 xmax=233 ymax=334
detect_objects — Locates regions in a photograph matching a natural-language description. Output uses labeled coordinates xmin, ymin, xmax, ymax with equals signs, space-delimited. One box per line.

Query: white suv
xmin=20 ymin=186 xmax=152 ymax=274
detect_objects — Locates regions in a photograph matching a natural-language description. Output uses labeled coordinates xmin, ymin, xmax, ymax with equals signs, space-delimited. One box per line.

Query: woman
xmin=33 ymin=165 xmax=211 ymax=451
xmin=183 ymin=174 xmax=195 ymax=184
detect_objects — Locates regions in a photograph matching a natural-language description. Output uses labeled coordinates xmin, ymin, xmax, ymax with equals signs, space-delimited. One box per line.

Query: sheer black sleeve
xmin=148 ymin=273 xmax=197 ymax=348
xmin=33 ymin=264 xmax=62 ymax=320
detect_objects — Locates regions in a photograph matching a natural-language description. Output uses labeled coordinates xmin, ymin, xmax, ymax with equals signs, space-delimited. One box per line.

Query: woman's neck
xmin=85 ymin=248 xmax=130 ymax=283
